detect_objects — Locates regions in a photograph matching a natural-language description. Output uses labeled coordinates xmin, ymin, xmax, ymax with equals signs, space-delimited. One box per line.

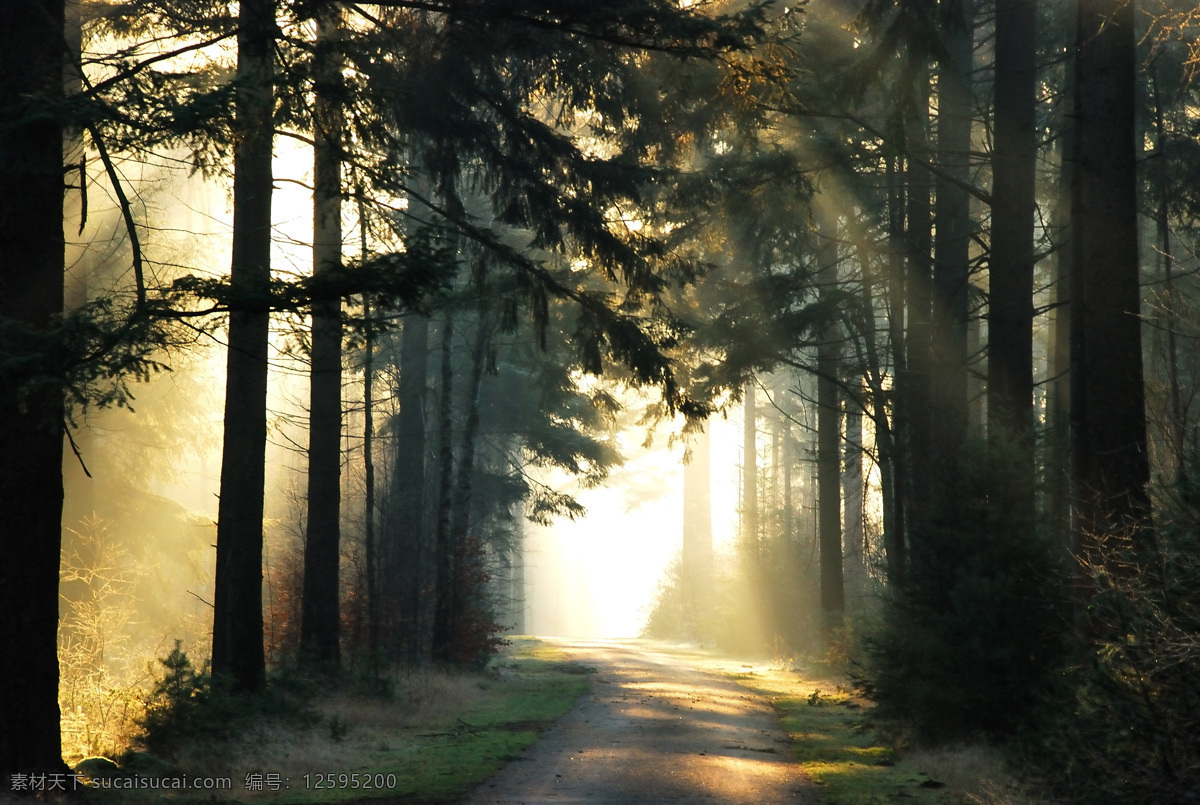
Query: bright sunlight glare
xmin=524 ymin=409 xmax=742 ymax=638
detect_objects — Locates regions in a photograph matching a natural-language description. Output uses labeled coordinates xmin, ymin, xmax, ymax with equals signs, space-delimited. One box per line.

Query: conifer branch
xmin=63 ymin=420 xmax=93 ymax=478
xmin=84 ymin=122 xmax=147 ymax=309
xmin=345 ymin=0 xmax=762 ymax=56
xmin=82 ymin=32 xmax=236 ymax=100
xmin=770 ymin=104 xmax=994 ymax=206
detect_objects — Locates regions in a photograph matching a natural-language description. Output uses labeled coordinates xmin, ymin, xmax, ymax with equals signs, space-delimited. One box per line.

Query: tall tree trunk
xmin=1046 ymin=4 xmax=1076 ymax=540
xmin=356 ymin=199 xmax=381 ymax=669
xmin=386 ymin=171 xmax=436 ymax=661
xmin=363 ymin=295 xmax=379 ymax=670
xmin=444 ymin=302 xmax=494 ymax=664
xmin=783 ymin=415 xmax=793 ymax=545
xmin=989 ymin=0 xmax=1038 ymax=524
xmin=843 ymin=391 xmax=865 ymax=611
xmin=430 ymin=316 xmax=457 ymax=663
xmin=905 ymin=80 xmax=934 ymax=542
xmin=387 ymin=313 xmax=430 ymax=661
xmin=743 ymin=381 xmax=759 ymax=565
xmin=817 ymin=208 xmax=844 ymax=617
xmin=1072 ymin=0 xmax=1149 ymax=541
xmin=884 ymin=152 xmax=909 ymax=584
xmin=300 ymin=5 xmax=344 ymax=667
xmin=1047 ymin=186 xmax=1073 ymax=536
xmin=448 ymin=307 xmax=492 ymax=548
xmin=213 ymin=0 xmax=274 ymax=692
xmin=967 ymin=292 xmax=985 ymax=437
xmin=511 ymin=520 xmax=526 ymax=634
xmin=683 ymin=418 xmax=713 ymax=636
xmin=1151 ymin=62 xmax=1183 ymax=472
xmin=932 ymin=0 xmax=974 ymax=468
xmin=853 ymin=234 xmax=901 ymax=587
xmin=0 ymin=0 xmax=68 ymax=776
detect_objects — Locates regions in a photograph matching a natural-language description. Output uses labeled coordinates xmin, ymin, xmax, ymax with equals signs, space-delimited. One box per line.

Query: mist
xmin=7 ymin=3 xmax=1196 ymax=801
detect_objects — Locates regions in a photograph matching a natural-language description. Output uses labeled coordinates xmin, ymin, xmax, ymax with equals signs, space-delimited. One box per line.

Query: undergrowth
xmin=135 ymin=641 xmax=319 ymax=758
xmin=723 ymin=660 xmax=1044 ymax=805
xmin=87 ymin=637 xmax=587 ymax=804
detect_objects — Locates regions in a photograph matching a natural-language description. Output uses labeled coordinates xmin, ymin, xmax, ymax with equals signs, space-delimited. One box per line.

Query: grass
xmin=18 ymin=638 xmax=1046 ymax=805
xmin=72 ymin=638 xmax=589 ymax=804
xmin=693 ymin=652 xmax=1044 ymax=805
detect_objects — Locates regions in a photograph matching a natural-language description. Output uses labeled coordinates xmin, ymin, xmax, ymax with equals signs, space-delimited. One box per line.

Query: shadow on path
xmin=461 ymin=638 xmax=816 ymax=804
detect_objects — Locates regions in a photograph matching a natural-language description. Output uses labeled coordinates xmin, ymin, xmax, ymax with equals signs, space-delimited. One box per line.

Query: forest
xmin=2 ymin=0 xmax=1199 ymax=802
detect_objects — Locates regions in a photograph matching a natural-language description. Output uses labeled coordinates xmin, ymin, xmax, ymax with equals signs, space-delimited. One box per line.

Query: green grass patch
xmin=77 ymin=638 xmax=588 ymax=805
xmin=724 ymin=668 xmax=963 ymax=805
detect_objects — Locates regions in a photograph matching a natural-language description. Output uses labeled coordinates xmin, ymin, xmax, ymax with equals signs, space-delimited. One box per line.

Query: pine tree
xmin=211 ymin=0 xmax=275 ymax=692
xmin=931 ymin=0 xmax=974 ymax=469
xmin=988 ymin=0 xmax=1038 ymax=525
xmin=816 ymin=207 xmax=845 ymax=618
xmin=0 ymin=0 xmax=70 ymax=777
xmin=300 ymin=3 xmax=345 ymax=669
xmin=1072 ymin=0 xmax=1150 ymax=541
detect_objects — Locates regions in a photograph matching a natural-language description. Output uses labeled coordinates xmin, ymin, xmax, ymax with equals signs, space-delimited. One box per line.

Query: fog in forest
xmin=57 ymin=148 xmax=742 ymax=674
xmin=8 ymin=1 xmax=1200 ymax=801
xmin=524 ymin=413 xmax=746 ymax=638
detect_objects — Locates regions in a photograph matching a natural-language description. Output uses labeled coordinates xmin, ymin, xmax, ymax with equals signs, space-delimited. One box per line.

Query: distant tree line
xmin=647 ymin=0 xmax=1199 ymax=800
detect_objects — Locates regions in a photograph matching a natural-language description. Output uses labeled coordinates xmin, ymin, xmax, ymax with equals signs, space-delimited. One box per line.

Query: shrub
xmin=642 ymin=554 xmax=693 ymax=641
xmin=444 ymin=535 xmax=507 ymax=670
xmin=136 ymin=642 xmax=221 ymax=755
xmin=137 ymin=642 xmax=318 ymax=757
xmin=858 ymin=441 xmax=1072 ymax=743
xmin=58 ymin=518 xmax=145 ymax=763
xmin=1031 ymin=450 xmax=1200 ymax=804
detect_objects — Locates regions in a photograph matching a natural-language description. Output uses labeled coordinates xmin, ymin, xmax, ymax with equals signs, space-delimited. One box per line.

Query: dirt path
xmin=461 ymin=638 xmax=816 ymax=804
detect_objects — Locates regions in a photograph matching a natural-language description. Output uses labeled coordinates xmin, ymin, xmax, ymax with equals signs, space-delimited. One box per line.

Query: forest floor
xmin=20 ymin=638 xmax=1041 ymax=805
xmin=461 ymin=638 xmax=1039 ymax=805
xmin=460 ymin=638 xmax=815 ymax=804
xmin=36 ymin=638 xmax=587 ymax=805
xmin=698 ymin=645 xmax=1043 ymax=805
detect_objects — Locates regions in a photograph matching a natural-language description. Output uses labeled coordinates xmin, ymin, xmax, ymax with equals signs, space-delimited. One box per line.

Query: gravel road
xmin=461 ymin=638 xmax=816 ymax=804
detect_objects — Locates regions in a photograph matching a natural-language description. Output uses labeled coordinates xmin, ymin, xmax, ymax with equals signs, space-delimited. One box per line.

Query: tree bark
xmin=932 ymin=0 xmax=974 ymax=468
xmin=300 ymin=4 xmax=344 ymax=668
xmin=443 ymin=302 xmax=494 ymax=663
xmin=884 ymin=152 xmax=909 ymax=584
xmin=817 ymin=209 xmax=844 ymax=616
xmin=852 ymin=233 xmax=901 ymax=588
xmin=682 ymin=418 xmax=713 ymax=634
xmin=0 ymin=0 xmax=68 ymax=776
xmin=1072 ymin=0 xmax=1150 ymax=540
xmin=1151 ymin=62 xmax=1183 ymax=472
xmin=386 ymin=313 xmax=431 ymax=661
xmin=430 ymin=316 xmax=457 ymax=663
xmin=1046 ymin=3 xmax=1075 ymax=539
xmin=742 ymin=381 xmax=759 ymax=565
xmin=213 ymin=0 xmax=274 ymax=692
xmin=989 ymin=0 xmax=1038 ymax=524
xmin=510 ymin=521 xmax=526 ymax=634
xmin=843 ymin=391 xmax=864 ymax=610
xmin=363 ymin=295 xmax=379 ymax=669
xmin=448 ymin=307 xmax=492 ymax=551
xmin=905 ymin=80 xmax=934 ymax=540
